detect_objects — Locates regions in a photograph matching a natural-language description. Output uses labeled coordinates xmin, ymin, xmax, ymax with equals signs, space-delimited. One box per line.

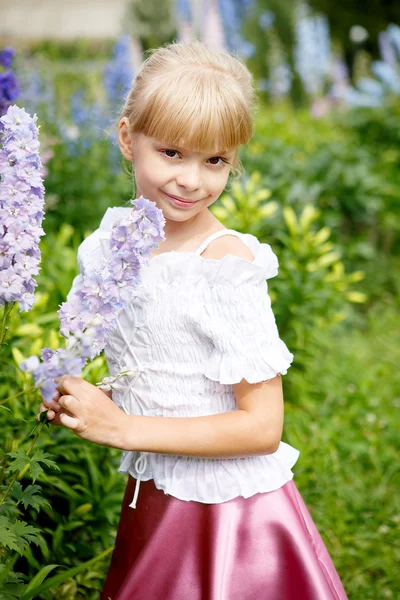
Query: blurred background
xmin=1 ymin=1 xmax=399 ymax=598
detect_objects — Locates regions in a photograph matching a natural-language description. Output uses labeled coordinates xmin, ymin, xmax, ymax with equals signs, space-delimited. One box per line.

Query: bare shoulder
xmin=201 ymin=234 xmax=255 ymax=262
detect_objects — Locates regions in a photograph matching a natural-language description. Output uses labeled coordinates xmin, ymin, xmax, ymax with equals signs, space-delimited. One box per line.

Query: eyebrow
xmin=156 ymin=139 xmax=233 ymax=156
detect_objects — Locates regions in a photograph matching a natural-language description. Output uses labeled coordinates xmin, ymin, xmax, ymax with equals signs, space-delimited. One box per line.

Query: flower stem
xmin=0 ymin=302 xmax=15 ymax=347
xmin=0 ymin=386 xmax=37 ymax=405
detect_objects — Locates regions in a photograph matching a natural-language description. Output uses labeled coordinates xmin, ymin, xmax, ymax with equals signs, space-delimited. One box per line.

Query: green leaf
xmin=313 ymin=226 xmax=331 ymax=246
xmin=6 ymin=448 xmax=59 ymax=483
xmin=345 ymin=291 xmax=368 ymax=303
xmin=28 ymin=449 xmax=60 ymax=483
xmin=6 ymin=449 xmax=30 ymax=473
xmin=19 ymin=546 xmax=114 ymax=600
xmin=283 ymin=206 xmax=298 ymax=235
xmin=11 ymin=520 xmax=43 ymax=552
xmin=0 ymin=571 xmax=27 ymax=600
xmin=10 ymin=482 xmax=51 ymax=512
xmin=0 ymin=516 xmax=19 ymax=552
xmin=299 ymin=204 xmax=318 ymax=231
xmin=14 ymin=324 xmax=43 ymax=337
xmin=316 ymin=251 xmax=342 ymax=268
xmin=22 ymin=564 xmax=60 ymax=596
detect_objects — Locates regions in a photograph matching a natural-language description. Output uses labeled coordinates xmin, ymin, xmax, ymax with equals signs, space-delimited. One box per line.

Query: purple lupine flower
xmin=294 ymin=4 xmax=331 ymax=97
xmin=0 ymin=48 xmax=16 ymax=69
xmin=0 ymin=71 xmax=20 ymax=102
xmin=0 ymin=105 xmax=45 ymax=312
xmin=21 ymin=196 xmax=166 ymax=401
xmin=0 ymin=48 xmax=20 ymax=116
xmin=103 ymin=36 xmax=135 ymax=107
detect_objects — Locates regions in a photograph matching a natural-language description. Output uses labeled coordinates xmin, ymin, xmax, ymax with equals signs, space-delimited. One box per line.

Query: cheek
xmin=208 ymin=170 xmax=230 ymax=194
xmin=135 ymin=162 xmax=166 ymax=190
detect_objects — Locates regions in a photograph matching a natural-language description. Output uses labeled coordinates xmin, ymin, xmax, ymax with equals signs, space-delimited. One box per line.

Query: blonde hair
xmin=119 ymin=40 xmax=256 ymax=176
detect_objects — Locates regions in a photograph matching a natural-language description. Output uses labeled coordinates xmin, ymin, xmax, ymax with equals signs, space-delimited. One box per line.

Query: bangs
xmin=134 ymin=68 xmax=253 ymax=153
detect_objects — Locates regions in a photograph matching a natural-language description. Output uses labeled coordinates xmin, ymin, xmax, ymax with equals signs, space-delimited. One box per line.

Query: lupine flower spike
xmin=0 ymin=105 xmax=45 ymax=312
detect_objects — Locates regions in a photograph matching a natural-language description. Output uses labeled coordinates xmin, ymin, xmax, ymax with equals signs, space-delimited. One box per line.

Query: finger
xmin=50 ymin=389 xmax=61 ymax=402
xmin=59 ymin=411 xmax=80 ymax=430
xmin=59 ymin=395 xmax=80 ymax=415
xmin=43 ymin=398 xmax=61 ymax=411
xmin=37 ymin=407 xmax=55 ymax=421
xmin=55 ymin=375 xmax=87 ymax=398
xmin=39 ymin=401 xmax=59 ymax=416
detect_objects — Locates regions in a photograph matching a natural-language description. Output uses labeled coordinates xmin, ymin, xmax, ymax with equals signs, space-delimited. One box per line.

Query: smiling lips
xmin=164 ymin=192 xmax=198 ymax=203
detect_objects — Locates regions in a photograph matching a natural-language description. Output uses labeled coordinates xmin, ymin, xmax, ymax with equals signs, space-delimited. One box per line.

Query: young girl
xmin=39 ymin=41 xmax=348 ymax=600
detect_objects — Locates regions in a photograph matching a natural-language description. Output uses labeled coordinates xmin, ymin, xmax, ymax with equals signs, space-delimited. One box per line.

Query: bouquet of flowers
xmin=21 ymin=196 xmax=166 ymax=401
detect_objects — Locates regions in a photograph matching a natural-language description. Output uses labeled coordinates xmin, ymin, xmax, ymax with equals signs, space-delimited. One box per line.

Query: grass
xmin=283 ymin=302 xmax=400 ymax=599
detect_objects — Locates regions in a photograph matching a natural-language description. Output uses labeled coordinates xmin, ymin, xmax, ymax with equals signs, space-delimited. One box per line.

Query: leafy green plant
xmin=0 ymin=225 xmax=123 ymax=598
xmin=211 ymin=173 xmax=367 ymax=370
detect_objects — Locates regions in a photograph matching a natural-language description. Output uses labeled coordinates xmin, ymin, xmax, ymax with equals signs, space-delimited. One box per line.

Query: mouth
xmin=163 ymin=192 xmax=198 ymax=204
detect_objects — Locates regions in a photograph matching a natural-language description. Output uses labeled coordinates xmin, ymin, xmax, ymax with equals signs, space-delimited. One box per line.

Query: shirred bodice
xmin=68 ymin=207 xmax=300 ymax=509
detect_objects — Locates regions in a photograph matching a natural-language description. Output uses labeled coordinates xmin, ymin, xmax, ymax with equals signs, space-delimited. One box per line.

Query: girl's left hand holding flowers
xmin=37 ymin=376 xmax=131 ymax=450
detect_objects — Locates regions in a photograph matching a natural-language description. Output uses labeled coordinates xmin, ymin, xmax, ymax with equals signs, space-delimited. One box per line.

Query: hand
xmin=38 ymin=375 xmax=131 ymax=449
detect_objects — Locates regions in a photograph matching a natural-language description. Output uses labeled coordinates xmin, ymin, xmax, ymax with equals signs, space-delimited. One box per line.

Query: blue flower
xmin=0 ymin=71 xmax=20 ymax=116
xmin=0 ymin=47 xmax=16 ymax=69
xmin=103 ymin=35 xmax=135 ymax=107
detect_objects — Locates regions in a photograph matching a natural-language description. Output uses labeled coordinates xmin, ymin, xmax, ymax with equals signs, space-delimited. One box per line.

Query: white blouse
xmin=68 ymin=207 xmax=300 ymax=509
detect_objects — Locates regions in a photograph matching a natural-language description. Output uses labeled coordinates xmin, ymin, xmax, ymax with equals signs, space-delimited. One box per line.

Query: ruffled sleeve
xmin=200 ymin=238 xmax=294 ymax=385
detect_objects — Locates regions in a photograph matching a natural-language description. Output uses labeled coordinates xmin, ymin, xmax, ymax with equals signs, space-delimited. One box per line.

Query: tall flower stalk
xmin=0 ymin=105 xmax=46 ymax=348
xmin=21 ymin=196 xmax=166 ymax=402
xmin=0 ymin=47 xmax=20 ymax=117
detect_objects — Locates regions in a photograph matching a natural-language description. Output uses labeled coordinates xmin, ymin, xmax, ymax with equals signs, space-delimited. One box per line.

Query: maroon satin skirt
xmin=101 ymin=475 xmax=348 ymax=600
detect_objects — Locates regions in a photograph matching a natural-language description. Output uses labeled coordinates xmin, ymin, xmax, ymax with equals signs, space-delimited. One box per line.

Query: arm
xmin=50 ymin=236 xmax=286 ymax=457
xmin=120 ymin=237 xmax=284 ymax=457
xmin=120 ymin=374 xmax=284 ymax=457
xmin=48 ymin=372 xmax=284 ymax=457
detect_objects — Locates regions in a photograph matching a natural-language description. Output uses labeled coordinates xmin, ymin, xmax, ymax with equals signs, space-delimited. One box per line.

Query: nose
xmin=175 ymin=162 xmax=202 ymax=192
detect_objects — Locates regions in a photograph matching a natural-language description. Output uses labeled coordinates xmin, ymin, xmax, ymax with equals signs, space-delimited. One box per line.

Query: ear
xmin=118 ymin=117 xmax=134 ymax=161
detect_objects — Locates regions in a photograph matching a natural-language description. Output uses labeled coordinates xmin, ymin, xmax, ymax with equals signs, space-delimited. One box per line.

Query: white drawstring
xmin=129 ymin=451 xmax=148 ymax=509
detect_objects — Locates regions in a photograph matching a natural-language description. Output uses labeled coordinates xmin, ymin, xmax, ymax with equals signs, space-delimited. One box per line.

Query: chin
xmin=164 ymin=209 xmax=198 ymax=221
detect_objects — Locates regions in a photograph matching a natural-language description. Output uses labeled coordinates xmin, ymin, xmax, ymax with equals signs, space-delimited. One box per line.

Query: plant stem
xmin=0 ymin=386 xmax=37 ymax=405
xmin=0 ymin=302 xmax=15 ymax=347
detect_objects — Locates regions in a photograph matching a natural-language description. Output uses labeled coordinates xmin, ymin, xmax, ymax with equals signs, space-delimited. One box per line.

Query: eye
xmin=160 ymin=149 xmax=180 ymax=159
xmin=208 ymin=156 xmax=228 ymax=166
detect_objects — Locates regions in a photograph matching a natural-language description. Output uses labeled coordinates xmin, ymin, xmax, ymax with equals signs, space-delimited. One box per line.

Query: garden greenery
xmin=0 ymin=31 xmax=399 ymax=597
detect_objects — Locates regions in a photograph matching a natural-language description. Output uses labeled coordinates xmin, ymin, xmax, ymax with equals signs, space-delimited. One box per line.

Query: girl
xmin=39 ymin=41 xmax=348 ymax=600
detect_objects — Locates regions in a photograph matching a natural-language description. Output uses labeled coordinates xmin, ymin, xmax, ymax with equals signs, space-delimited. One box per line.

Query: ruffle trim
xmin=118 ymin=441 xmax=300 ymax=504
xmin=146 ymin=234 xmax=279 ymax=288
xmin=203 ymin=340 xmax=294 ymax=385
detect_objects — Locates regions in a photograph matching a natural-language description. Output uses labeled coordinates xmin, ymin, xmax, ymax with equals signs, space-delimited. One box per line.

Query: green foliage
xmin=42 ymin=137 xmax=132 ymax=238
xmin=211 ymin=171 xmax=367 ymax=365
xmin=0 ymin=518 xmax=42 ymax=555
xmin=5 ymin=449 xmax=59 ymax=484
xmin=284 ymin=302 xmax=400 ymax=598
xmin=126 ymin=0 xmax=176 ymax=50
xmin=244 ymin=0 xmax=307 ymax=105
xmin=241 ymin=104 xmax=400 ymax=282
xmin=1 ymin=46 xmax=400 ymax=595
xmin=0 ymin=227 xmax=122 ymax=597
